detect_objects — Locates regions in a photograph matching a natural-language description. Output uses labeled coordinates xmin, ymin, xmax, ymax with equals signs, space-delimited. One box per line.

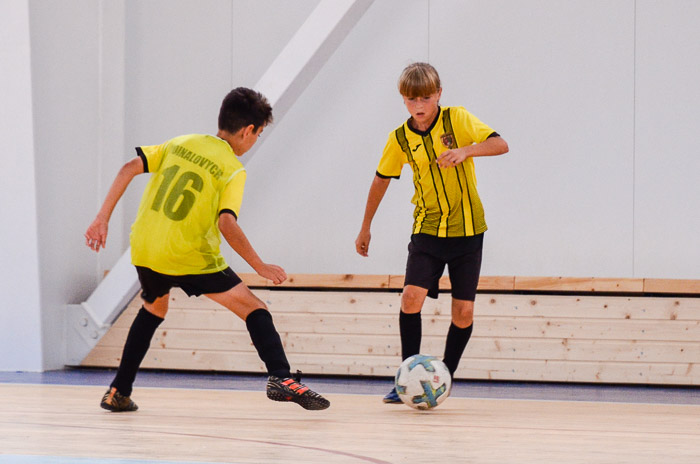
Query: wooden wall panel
xmin=513 ymin=277 xmax=644 ymax=292
xmin=644 ymin=279 xmax=700 ymax=294
xmin=82 ymin=288 xmax=700 ymax=385
xmin=96 ymin=327 xmax=698 ymax=363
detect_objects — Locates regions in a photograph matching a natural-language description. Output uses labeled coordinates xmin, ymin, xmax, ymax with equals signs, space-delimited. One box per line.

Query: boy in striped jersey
xmin=85 ymin=88 xmax=329 ymax=412
xmin=355 ymin=63 xmax=508 ymax=403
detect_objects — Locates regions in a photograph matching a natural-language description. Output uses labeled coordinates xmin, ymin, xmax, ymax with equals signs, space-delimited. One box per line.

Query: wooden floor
xmin=1 ymin=383 xmax=699 ymax=464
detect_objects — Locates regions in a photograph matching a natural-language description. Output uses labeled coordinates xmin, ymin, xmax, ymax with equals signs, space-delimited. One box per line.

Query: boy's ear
xmin=243 ymin=124 xmax=256 ymax=137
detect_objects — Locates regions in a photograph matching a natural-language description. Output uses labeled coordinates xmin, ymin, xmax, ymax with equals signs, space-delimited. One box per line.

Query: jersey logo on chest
xmin=440 ymin=133 xmax=455 ymax=149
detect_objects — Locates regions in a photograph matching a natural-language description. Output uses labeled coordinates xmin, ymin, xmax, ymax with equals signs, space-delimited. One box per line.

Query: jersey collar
xmin=406 ymin=106 xmax=442 ymax=136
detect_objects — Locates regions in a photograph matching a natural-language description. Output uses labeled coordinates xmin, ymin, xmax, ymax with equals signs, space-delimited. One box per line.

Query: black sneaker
xmin=100 ymin=387 xmax=138 ymax=412
xmin=266 ymin=371 xmax=330 ymax=410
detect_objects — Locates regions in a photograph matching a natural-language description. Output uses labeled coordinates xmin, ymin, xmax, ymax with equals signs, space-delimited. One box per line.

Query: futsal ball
xmin=395 ymin=354 xmax=452 ymax=410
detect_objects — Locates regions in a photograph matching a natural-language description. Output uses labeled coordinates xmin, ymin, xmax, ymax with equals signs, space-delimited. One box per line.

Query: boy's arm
xmin=355 ymin=174 xmax=391 ymax=257
xmin=85 ymin=157 xmax=145 ymax=252
xmin=218 ymin=212 xmax=287 ymax=285
xmin=437 ymin=136 xmax=509 ymax=168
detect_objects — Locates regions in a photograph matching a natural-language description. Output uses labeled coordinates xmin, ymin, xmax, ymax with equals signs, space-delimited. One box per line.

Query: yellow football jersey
xmin=130 ymin=134 xmax=246 ymax=275
xmin=377 ymin=106 xmax=496 ymax=237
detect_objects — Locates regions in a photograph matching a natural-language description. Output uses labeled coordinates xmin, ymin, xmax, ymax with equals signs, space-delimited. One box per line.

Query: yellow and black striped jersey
xmin=377 ymin=106 xmax=496 ymax=237
xmin=130 ymin=134 xmax=246 ymax=275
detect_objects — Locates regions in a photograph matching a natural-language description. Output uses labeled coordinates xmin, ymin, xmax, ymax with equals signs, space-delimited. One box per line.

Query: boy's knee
xmin=451 ymin=300 xmax=474 ymax=327
xmin=238 ymin=293 xmax=267 ymax=317
xmin=250 ymin=293 xmax=267 ymax=311
xmin=401 ymin=287 xmax=426 ymax=314
xmin=143 ymin=296 xmax=169 ymax=319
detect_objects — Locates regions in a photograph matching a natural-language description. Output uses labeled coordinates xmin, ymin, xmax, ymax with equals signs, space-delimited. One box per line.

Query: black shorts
xmin=404 ymin=233 xmax=484 ymax=301
xmin=135 ymin=266 xmax=242 ymax=303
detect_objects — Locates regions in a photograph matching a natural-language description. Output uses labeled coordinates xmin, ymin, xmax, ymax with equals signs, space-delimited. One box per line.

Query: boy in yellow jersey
xmin=85 ymin=87 xmax=329 ymax=411
xmin=355 ymin=63 xmax=509 ymax=403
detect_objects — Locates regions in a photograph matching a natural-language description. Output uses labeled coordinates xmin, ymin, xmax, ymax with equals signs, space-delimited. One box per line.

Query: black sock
xmin=246 ymin=309 xmax=291 ymax=378
xmin=399 ymin=311 xmax=422 ymax=361
xmin=111 ymin=307 xmax=163 ymax=396
xmin=443 ymin=323 xmax=473 ymax=376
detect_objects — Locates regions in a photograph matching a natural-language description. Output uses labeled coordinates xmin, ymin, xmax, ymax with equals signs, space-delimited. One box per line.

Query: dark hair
xmin=218 ymin=87 xmax=273 ymax=133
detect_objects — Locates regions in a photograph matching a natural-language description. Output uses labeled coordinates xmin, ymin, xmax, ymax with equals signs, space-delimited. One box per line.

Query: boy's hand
xmin=355 ymin=229 xmax=371 ymax=257
xmin=85 ymin=217 xmax=108 ymax=252
xmin=255 ymin=263 xmax=287 ymax=285
xmin=437 ymin=147 xmax=469 ymax=168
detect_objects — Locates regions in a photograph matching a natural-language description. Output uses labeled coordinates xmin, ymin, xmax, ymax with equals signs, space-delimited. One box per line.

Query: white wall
xmin=433 ymin=0 xmax=636 ymax=277
xmin=634 ymin=0 xmax=700 ymax=278
xmin=0 ymin=0 xmax=43 ymax=371
xmin=2 ymin=0 xmax=699 ymax=371
xmin=117 ymin=0 xmax=700 ymax=280
xmin=221 ymin=0 xmax=699 ymax=279
xmin=28 ymin=0 xmax=113 ymax=370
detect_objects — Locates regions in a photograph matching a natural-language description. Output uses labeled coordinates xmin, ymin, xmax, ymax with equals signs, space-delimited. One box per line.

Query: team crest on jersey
xmin=440 ymin=133 xmax=455 ymax=149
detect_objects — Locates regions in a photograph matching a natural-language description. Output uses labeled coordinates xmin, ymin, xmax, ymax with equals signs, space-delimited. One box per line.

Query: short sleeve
xmin=219 ymin=168 xmax=246 ymax=218
xmin=376 ymin=132 xmax=406 ymax=179
xmin=453 ymin=107 xmax=496 ymax=145
xmin=136 ymin=142 xmax=168 ymax=173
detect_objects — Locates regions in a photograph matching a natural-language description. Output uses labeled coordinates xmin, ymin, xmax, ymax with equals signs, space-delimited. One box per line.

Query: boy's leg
xmin=443 ymin=233 xmax=483 ymax=376
xmin=381 ymin=285 xmax=428 ymax=403
xmin=205 ymin=283 xmax=329 ymax=410
xmin=111 ymin=297 xmax=168 ymax=394
xmin=206 ymin=283 xmax=289 ymax=377
xmin=385 ymin=235 xmax=444 ymax=403
xmin=399 ymin=285 xmax=428 ymax=360
xmin=401 ymin=234 xmax=445 ymax=361
xmin=102 ymin=295 xmax=168 ymax=412
xmin=443 ymin=298 xmax=474 ymax=376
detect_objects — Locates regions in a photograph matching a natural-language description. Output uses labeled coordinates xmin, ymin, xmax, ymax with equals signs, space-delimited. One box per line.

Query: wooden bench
xmin=80 ymin=275 xmax=700 ymax=385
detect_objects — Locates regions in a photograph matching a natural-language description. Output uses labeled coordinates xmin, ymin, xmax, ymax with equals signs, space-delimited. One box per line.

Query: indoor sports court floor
xmin=1 ymin=369 xmax=699 ymax=464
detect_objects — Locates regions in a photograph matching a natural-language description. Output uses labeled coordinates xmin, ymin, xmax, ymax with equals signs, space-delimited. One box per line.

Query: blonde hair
xmin=398 ymin=62 xmax=441 ymax=98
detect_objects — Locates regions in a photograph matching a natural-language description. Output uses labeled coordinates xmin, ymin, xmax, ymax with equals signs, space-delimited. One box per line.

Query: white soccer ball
xmin=395 ymin=354 xmax=452 ymax=410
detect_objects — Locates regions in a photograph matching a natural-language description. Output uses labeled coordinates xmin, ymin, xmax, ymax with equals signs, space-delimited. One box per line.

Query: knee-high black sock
xmin=443 ymin=323 xmax=473 ymax=376
xmin=399 ymin=311 xmax=422 ymax=360
xmin=246 ymin=309 xmax=291 ymax=378
xmin=111 ymin=307 xmax=163 ymax=396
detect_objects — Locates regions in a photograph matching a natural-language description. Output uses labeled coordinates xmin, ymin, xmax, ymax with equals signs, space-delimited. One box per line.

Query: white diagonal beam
xmin=241 ymin=0 xmax=374 ymax=164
